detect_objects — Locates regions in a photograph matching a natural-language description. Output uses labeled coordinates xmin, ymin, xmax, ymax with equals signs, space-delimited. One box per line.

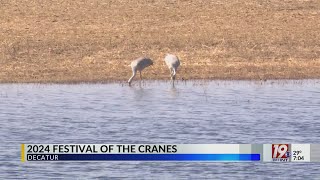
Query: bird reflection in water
xmin=169 ymin=84 xmax=179 ymax=98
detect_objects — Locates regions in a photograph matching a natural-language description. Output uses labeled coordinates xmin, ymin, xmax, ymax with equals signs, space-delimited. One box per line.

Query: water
xmin=0 ymin=80 xmax=320 ymax=179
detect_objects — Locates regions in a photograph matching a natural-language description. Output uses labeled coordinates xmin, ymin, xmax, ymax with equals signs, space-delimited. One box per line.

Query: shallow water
xmin=1 ymin=80 xmax=320 ymax=179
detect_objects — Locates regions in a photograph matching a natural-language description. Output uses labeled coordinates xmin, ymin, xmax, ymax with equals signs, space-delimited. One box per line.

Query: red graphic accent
xmin=272 ymin=144 xmax=289 ymax=158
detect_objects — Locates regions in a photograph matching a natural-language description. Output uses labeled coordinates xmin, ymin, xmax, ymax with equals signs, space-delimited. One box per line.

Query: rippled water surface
xmin=1 ymin=80 xmax=320 ymax=179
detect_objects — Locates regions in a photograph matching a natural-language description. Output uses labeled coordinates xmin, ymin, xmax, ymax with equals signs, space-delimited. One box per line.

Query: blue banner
xmin=26 ymin=154 xmax=260 ymax=161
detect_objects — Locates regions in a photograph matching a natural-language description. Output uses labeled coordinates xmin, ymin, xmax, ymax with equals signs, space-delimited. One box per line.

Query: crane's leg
xmin=139 ymin=71 xmax=142 ymax=80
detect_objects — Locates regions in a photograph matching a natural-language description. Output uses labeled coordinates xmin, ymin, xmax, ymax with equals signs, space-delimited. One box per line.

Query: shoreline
xmin=1 ymin=58 xmax=320 ymax=83
xmin=1 ymin=77 xmax=320 ymax=84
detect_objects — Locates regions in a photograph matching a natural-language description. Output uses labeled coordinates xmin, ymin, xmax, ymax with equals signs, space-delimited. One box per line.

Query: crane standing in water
xmin=128 ymin=57 xmax=153 ymax=86
xmin=164 ymin=54 xmax=180 ymax=84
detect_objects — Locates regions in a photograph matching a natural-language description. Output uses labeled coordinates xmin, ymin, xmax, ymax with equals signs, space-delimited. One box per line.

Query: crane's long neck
xmin=128 ymin=70 xmax=136 ymax=85
xmin=171 ymin=68 xmax=176 ymax=80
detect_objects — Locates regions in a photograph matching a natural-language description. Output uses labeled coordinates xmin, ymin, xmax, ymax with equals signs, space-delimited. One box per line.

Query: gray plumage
xmin=128 ymin=57 xmax=153 ymax=85
xmin=164 ymin=54 xmax=180 ymax=81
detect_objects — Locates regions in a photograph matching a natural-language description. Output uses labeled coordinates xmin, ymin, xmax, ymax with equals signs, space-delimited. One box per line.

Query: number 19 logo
xmin=272 ymin=144 xmax=290 ymax=162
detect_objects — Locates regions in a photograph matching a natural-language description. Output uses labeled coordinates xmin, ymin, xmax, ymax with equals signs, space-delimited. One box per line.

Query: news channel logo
xmin=272 ymin=144 xmax=290 ymax=162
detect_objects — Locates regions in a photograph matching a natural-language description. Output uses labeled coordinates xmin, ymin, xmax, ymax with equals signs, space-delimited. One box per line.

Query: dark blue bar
xmin=26 ymin=154 xmax=260 ymax=161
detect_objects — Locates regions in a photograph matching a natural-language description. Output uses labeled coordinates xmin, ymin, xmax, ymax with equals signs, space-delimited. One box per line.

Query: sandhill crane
xmin=128 ymin=57 xmax=153 ymax=86
xmin=164 ymin=54 xmax=180 ymax=82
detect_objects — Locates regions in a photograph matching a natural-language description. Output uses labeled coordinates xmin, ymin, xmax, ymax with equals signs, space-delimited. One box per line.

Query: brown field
xmin=0 ymin=0 xmax=320 ymax=83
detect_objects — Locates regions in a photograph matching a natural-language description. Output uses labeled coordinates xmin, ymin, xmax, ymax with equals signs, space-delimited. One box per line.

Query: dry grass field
xmin=0 ymin=0 xmax=319 ymax=83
